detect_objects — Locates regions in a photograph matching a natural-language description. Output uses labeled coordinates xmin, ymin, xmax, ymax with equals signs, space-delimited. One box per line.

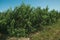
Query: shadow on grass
xmin=0 ymin=33 xmax=8 ymax=40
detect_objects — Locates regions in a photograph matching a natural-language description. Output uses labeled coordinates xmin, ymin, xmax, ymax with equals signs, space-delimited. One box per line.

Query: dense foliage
xmin=0 ymin=4 xmax=60 ymax=37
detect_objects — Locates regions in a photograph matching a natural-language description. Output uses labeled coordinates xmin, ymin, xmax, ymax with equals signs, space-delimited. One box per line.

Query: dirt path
xmin=7 ymin=37 xmax=30 ymax=40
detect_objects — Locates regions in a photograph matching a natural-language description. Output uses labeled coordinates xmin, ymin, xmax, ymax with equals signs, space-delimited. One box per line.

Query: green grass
xmin=30 ymin=19 xmax=60 ymax=40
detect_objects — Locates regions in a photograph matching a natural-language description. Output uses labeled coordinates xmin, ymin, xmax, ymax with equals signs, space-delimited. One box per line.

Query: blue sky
xmin=0 ymin=0 xmax=60 ymax=12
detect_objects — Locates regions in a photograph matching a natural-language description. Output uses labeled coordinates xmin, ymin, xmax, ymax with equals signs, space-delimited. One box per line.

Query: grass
xmin=30 ymin=19 xmax=60 ymax=40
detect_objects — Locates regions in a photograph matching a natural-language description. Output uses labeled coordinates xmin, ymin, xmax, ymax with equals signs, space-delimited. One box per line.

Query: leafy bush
xmin=0 ymin=4 xmax=60 ymax=37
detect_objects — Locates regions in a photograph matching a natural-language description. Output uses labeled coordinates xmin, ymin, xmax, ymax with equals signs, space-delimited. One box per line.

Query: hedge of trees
xmin=0 ymin=4 xmax=60 ymax=37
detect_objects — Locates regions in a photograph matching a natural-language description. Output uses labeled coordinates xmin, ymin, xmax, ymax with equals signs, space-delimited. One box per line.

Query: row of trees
xmin=0 ymin=4 xmax=60 ymax=37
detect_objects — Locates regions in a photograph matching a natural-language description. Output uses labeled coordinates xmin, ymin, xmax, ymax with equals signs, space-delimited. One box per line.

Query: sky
xmin=0 ymin=0 xmax=60 ymax=12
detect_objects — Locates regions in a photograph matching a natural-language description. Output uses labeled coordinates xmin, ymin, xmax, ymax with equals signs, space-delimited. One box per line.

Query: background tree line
xmin=0 ymin=4 xmax=60 ymax=37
